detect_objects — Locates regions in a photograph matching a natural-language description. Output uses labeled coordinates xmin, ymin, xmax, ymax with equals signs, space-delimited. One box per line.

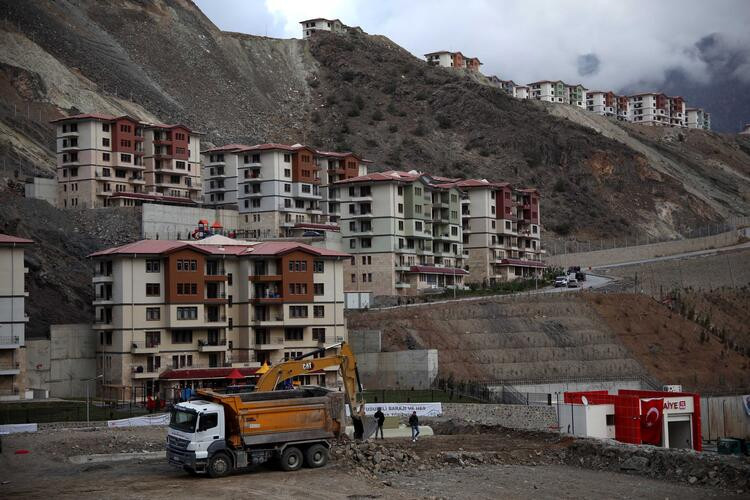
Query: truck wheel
xmin=304 ymin=444 xmax=329 ymax=468
xmin=280 ymin=446 xmax=303 ymax=471
xmin=208 ymin=452 xmax=232 ymax=478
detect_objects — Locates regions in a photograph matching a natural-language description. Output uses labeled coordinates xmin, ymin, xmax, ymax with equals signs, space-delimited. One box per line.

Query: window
xmin=146 ymin=260 xmax=160 ymax=272
xmin=120 ymin=154 xmax=131 ymax=163
xmin=100 ymin=331 xmax=112 ymax=345
xmin=283 ymin=154 xmax=291 ymax=163
xmin=349 ymin=239 xmax=356 ymax=249
xmin=171 ymin=330 xmax=193 ymax=343
xmin=176 ymin=259 xmax=197 ymax=271
xmin=398 ymin=221 xmax=404 ymax=231
xmin=360 ymin=238 xmax=372 ymax=248
xmin=312 ymin=328 xmax=326 ymax=342
xmin=285 ymin=327 xmax=304 ymax=340
xmin=398 ymin=186 xmax=403 ymax=195
xmin=313 ymin=283 xmax=324 ymax=295
xmin=198 ymin=413 xmax=218 ymax=431
xmin=398 ymin=203 xmax=404 ymax=213
xmin=103 ymin=153 xmax=110 ymax=162
xmin=102 ymin=123 xmax=110 ymax=132
xmin=146 ymin=283 xmax=160 ymax=296
xmin=288 ymin=283 xmax=308 ymax=295
xmin=313 ymin=261 xmax=324 ymax=273
xmin=289 ymin=306 xmax=308 ymax=318
xmin=351 ymin=274 xmax=356 ymax=283
xmin=146 ymin=307 xmax=160 ymax=321
xmin=415 ymin=221 xmax=423 ymax=231
xmin=284 ymin=168 xmax=291 ymax=177
xmin=176 ymin=307 xmax=197 ymax=320
xmin=288 ymin=260 xmax=307 ymax=272
xmin=70 ymin=167 xmax=78 ymax=176
xmin=314 ymin=305 xmax=325 ymax=318
xmin=177 ymin=283 xmax=197 ymax=295
xmin=102 ymin=138 xmax=110 ymax=147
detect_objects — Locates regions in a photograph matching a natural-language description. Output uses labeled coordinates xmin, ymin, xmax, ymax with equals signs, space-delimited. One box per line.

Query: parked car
xmin=554 ymin=276 xmax=568 ymax=287
xmin=567 ymin=278 xmax=579 ymax=288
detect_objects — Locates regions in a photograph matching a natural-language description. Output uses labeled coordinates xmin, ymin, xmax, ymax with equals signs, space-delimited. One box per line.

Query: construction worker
xmin=409 ymin=411 xmax=420 ymax=442
xmin=374 ymin=407 xmax=385 ymax=439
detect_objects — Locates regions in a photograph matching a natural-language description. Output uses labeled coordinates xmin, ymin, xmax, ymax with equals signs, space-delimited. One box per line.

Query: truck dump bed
xmin=201 ymin=387 xmax=345 ymax=448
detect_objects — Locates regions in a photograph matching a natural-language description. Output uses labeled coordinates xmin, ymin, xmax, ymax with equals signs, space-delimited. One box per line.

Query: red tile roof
xmin=248 ymin=241 xmax=350 ymax=258
xmin=409 ymin=265 xmax=469 ymax=275
xmin=433 ymin=178 xmax=509 ymax=189
xmin=334 ymin=170 xmax=420 ymax=185
xmin=49 ymin=113 xmax=117 ymax=123
xmin=0 ymin=234 xmax=34 ymax=245
xmin=159 ymin=367 xmax=260 ymax=381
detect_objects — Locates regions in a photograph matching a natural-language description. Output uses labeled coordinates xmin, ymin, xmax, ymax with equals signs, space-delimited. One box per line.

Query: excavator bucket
xmin=352 ymin=414 xmax=378 ymax=440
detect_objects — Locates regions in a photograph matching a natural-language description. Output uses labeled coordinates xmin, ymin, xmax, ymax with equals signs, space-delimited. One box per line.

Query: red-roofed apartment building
xmin=202 ymin=143 xmax=368 ymax=239
xmin=0 ymin=234 xmax=33 ymax=400
xmin=52 ymin=114 xmax=202 ymax=209
xmin=88 ymin=235 xmax=349 ymax=400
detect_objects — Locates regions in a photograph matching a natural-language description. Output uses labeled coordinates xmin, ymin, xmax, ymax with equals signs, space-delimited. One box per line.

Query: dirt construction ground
xmin=1 ymin=426 xmax=747 ymax=499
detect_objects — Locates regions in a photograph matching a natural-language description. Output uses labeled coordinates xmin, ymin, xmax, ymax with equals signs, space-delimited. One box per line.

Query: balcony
xmin=253 ymin=338 xmax=285 ymax=350
xmin=0 ymin=362 xmax=21 ymax=376
xmin=198 ymin=338 xmax=228 ymax=352
xmin=204 ymin=291 xmax=227 ymax=303
xmin=251 ymin=296 xmax=284 ymax=304
xmin=130 ymin=175 xmax=145 ymax=184
xmin=132 ymin=366 xmax=161 ymax=379
xmin=0 ymin=336 xmax=21 ymax=349
xmin=131 ymin=342 xmax=159 ymax=354
xmin=93 ymin=294 xmax=113 ymax=306
xmin=204 ymin=314 xmax=227 ymax=324
xmin=249 ymin=274 xmax=282 ymax=283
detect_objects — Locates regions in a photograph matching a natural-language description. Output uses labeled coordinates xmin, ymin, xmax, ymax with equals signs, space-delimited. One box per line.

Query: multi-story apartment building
xmin=586 ymin=91 xmax=616 ymax=117
xmin=529 ymin=81 xmax=566 ymax=103
xmin=494 ymin=79 xmax=517 ymax=96
xmin=564 ymin=84 xmax=587 ymax=108
xmin=685 ymin=108 xmax=711 ymax=130
xmin=300 ymin=18 xmax=345 ymax=38
xmin=514 ymin=85 xmax=530 ymax=99
xmin=337 ymin=171 xmax=466 ymax=296
xmin=202 ymin=143 xmax=367 ymax=239
xmin=616 ymin=95 xmax=631 ymax=121
xmin=447 ymin=180 xmax=543 ymax=284
xmin=465 ymin=57 xmax=482 ymax=72
xmin=629 ymin=93 xmax=671 ymax=126
xmin=89 ymin=235 xmax=349 ymax=400
xmin=52 ymin=114 xmax=202 ymax=209
xmin=424 ymin=51 xmax=465 ymax=69
xmin=669 ymin=96 xmax=686 ymax=127
xmin=0 ymin=234 xmax=32 ymax=401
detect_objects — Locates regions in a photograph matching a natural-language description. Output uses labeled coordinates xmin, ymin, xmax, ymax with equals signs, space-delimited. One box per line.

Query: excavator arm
xmin=254 ymin=342 xmax=374 ymax=439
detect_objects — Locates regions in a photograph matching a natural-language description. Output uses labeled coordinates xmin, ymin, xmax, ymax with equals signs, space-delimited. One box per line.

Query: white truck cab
xmin=166 ymin=400 xmax=227 ymax=474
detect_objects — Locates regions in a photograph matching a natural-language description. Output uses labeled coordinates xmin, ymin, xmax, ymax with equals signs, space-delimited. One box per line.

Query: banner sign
xmin=107 ymin=413 xmax=169 ymax=428
xmin=346 ymin=402 xmax=442 ymax=417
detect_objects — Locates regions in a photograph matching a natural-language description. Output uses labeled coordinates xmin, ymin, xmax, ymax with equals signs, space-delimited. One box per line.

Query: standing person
xmin=409 ymin=411 xmax=420 ymax=442
xmin=374 ymin=407 xmax=385 ymax=439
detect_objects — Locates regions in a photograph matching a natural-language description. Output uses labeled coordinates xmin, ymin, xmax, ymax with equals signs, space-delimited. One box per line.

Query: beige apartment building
xmin=202 ymin=143 xmax=367 ymax=239
xmin=89 ymin=235 xmax=349 ymax=400
xmin=52 ymin=113 xmax=202 ymax=209
xmin=337 ymin=171 xmax=467 ymax=297
xmin=0 ymin=234 xmax=33 ymax=401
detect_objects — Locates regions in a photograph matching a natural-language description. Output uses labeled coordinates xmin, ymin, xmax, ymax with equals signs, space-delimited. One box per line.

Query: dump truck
xmin=166 ymin=342 xmax=374 ymax=477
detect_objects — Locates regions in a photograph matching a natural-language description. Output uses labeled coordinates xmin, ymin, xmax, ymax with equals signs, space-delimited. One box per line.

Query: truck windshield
xmin=169 ymin=408 xmax=198 ymax=433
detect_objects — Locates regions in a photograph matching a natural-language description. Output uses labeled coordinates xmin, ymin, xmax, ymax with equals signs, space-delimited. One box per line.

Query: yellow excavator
xmin=253 ymin=341 xmax=375 ymax=440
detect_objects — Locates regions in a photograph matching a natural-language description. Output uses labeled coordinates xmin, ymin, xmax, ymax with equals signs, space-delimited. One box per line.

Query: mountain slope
xmin=0 ymin=0 xmax=749 ymax=241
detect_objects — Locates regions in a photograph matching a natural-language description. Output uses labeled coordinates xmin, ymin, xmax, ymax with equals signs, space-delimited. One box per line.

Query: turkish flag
xmin=640 ymin=398 xmax=663 ymax=445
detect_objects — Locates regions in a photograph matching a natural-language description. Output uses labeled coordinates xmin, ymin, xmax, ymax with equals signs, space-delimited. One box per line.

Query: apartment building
xmin=336 ymin=171 xmax=466 ymax=297
xmin=88 ymin=235 xmax=349 ymax=400
xmin=0 ymin=234 xmax=32 ymax=401
xmin=529 ymin=81 xmax=566 ymax=103
xmin=629 ymin=93 xmax=671 ymax=126
xmin=616 ymin=95 xmax=631 ymax=121
xmin=424 ymin=51 xmax=464 ymax=69
xmin=447 ymin=180 xmax=543 ymax=284
xmin=669 ymin=96 xmax=686 ymax=127
xmin=202 ymin=143 xmax=366 ymax=239
xmin=492 ymin=79 xmax=517 ymax=96
xmin=586 ymin=91 xmax=616 ymax=117
xmin=564 ymin=84 xmax=587 ymax=108
xmin=514 ymin=85 xmax=530 ymax=99
xmin=52 ymin=114 xmax=202 ymax=209
xmin=465 ymin=57 xmax=482 ymax=72
xmin=300 ymin=18 xmax=344 ymax=38
xmin=686 ymin=108 xmax=711 ymax=130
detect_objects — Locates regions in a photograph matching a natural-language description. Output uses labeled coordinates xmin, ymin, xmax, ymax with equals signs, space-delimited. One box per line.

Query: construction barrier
xmin=106 ymin=413 xmax=169 ymax=428
xmin=346 ymin=402 xmax=442 ymax=417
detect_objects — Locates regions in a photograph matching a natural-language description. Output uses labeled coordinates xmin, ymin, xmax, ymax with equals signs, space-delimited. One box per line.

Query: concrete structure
xmin=141 ymin=203 xmax=245 ymax=240
xmin=616 ymin=95 xmax=631 ymax=121
xmin=24 ymin=177 xmax=58 ymax=206
xmin=356 ymin=349 xmax=438 ymax=390
xmin=0 ymin=234 xmax=32 ymax=401
xmin=88 ymin=235 xmax=350 ymax=400
xmin=202 ymin=143 xmax=366 ymax=239
xmin=686 ymin=107 xmax=711 ymax=130
xmin=513 ymin=85 xmax=530 ymax=99
xmin=586 ymin=91 xmax=616 ymax=117
xmin=300 ymin=18 xmax=345 ymax=38
xmin=629 ymin=93 xmax=671 ymax=126
xmin=669 ymin=96 xmax=686 ymax=127
xmin=528 ymin=80 xmax=565 ymax=103
xmin=424 ymin=51 xmax=481 ymax=72
xmin=564 ymin=84 xmax=587 ymax=108
xmin=25 ymin=324 xmax=96 ymax=398
xmin=336 ymin=170 xmax=466 ymax=297
xmin=564 ymin=390 xmax=702 ymax=451
xmin=51 ymin=113 xmax=202 ymax=209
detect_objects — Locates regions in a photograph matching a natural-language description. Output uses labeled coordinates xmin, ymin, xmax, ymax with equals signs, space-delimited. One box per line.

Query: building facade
xmin=52 ymin=114 xmax=202 ymax=209
xmin=529 ymin=81 xmax=566 ymax=103
xmin=336 ymin=171 xmax=467 ymax=297
xmin=587 ymin=91 xmax=617 ymax=117
xmin=564 ymin=84 xmax=588 ymax=108
xmin=89 ymin=236 xmax=349 ymax=400
xmin=300 ymin=18 xmax=344 ymax=38
xmin=685 ymin=108 xmax=711 ymax=130
xmin=0 ymin=234 xmax=33 ymax=401
xmin=629 ymin=93 xmax=671 ymax=126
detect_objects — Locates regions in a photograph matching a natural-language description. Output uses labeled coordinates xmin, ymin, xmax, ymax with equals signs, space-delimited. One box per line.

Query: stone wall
xmin=440 ymin=403 xmax=557 ymax=431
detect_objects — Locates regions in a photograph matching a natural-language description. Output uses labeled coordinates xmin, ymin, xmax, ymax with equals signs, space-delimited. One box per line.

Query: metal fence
xmin=0 ymin=401 xmax=148 ymax=425
xmin=543 ymin=215 xmax=750 ymax=256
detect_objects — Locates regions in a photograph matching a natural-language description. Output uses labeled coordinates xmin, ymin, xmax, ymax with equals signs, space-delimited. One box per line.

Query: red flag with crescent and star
xmin=640 ymin=398 xmax=663 ymax=445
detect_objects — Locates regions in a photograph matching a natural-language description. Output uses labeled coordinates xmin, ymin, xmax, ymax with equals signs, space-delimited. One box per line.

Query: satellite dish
xmin=581 ymin=395 xmax=589 ymax=406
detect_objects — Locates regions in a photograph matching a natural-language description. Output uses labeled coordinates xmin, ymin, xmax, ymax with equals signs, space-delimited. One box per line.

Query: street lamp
xmin=82 ymin=374 xmax=103 ymax=423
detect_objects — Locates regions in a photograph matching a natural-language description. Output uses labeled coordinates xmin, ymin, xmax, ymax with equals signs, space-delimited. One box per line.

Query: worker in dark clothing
xmin=409 ymin=411 xmax=420 ymax=442
xmin=374 ymin=407 xmax=385 ymax=439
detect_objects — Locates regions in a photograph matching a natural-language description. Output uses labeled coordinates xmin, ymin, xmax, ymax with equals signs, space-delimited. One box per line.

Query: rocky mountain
xmin=0 ymin=0 xmax=749 ymax=242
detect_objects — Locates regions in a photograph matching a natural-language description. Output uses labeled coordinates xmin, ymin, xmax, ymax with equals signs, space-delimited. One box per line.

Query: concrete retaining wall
xmin=141 ymin=203 xmax=244 ymax=240
xmin=357 ymin=349 xmax=438 ymax=390
xmin=24 ymin=177 xmax=57 ymax=206
xmin=441 ymin=403 xmax=557 ymax=431
xmin=506 ymin=379 xmax=644 ymax=395
xmin=545 ymin=230 xmax=742 ymax=269
xmin=349 ymin=329 xmax=382 ymax=354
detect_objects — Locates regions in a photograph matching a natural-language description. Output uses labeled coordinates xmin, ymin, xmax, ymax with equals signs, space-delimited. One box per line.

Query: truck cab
xmin=167 ymin=400 xmax=227 ymax=475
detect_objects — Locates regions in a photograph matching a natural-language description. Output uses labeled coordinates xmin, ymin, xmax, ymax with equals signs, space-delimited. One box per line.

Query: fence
xmin=0 ymin=400 xmax=148 ymax=425
xmin=543 ymin=215 xmax=750 ymax=257
xmin=361 ymin=389 xmax=482 ymax=404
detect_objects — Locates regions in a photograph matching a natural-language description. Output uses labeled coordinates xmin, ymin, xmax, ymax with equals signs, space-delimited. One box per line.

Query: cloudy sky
xmin=195 ymin=0 xmax=750 ymax=93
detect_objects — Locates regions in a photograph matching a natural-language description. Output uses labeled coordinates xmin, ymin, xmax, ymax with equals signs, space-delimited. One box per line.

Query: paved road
xmin=542 ymin=273 xmax=610 ymax=293
xmin=590 ymin=240 xmax=750 ymax=270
